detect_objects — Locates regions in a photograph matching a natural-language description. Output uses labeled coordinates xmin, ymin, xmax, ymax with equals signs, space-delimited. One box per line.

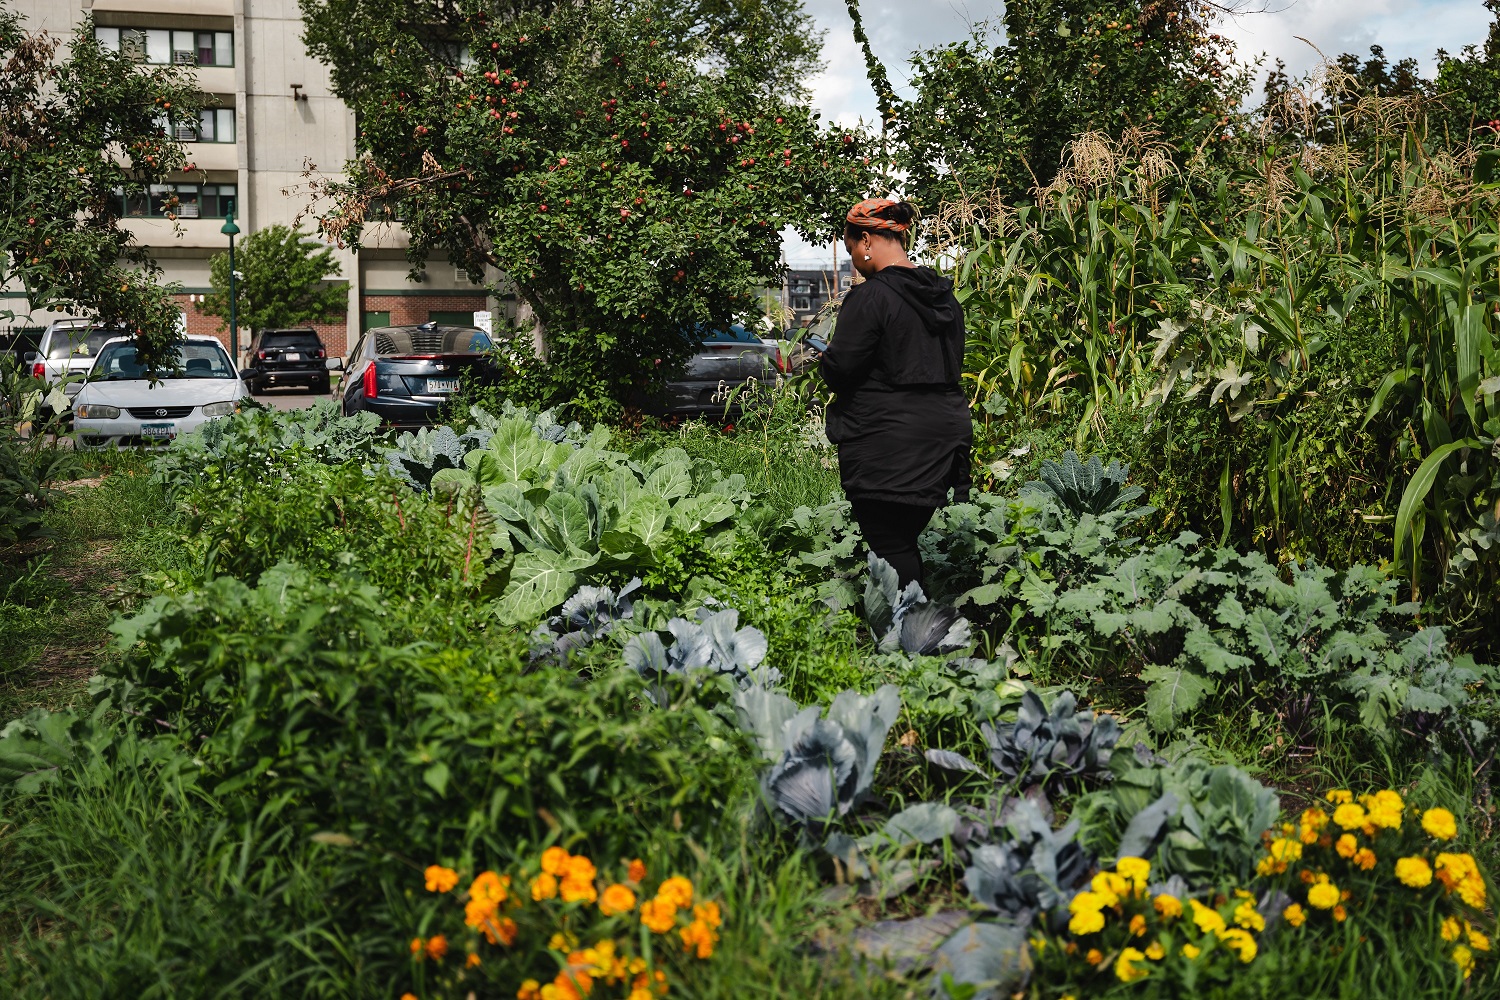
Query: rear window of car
xmin=371 ymin=326 xmax=491 ymax=356
xmin=699 ymin=325 xmax=762 ymax=344
xmin=46 ymin=329 xmax=120 ymax=359
xmin=261 ymin=331 xmax=322 ymax=348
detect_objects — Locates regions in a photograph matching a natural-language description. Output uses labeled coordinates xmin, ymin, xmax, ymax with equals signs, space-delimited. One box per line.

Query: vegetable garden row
xmin=1 ymin=395 xmax=1494 ymax=998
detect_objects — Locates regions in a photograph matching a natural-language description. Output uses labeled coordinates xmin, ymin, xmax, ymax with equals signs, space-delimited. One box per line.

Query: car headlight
xmin=74 ymin=404 xmax=120 ymax=419
xmin=202 ymin=401 xmax=238 ymax=417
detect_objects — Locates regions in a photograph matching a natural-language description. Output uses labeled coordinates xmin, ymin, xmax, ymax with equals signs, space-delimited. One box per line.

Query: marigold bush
xmin=403 ymin=848 xmax=721 ymax=999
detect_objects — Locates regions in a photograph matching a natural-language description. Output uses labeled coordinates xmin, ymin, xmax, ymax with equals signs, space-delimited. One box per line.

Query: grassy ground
xmin=0 ymin=451 xmax=172 ymax=720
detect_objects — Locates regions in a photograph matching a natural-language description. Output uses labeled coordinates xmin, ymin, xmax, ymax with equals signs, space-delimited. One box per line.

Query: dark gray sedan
xmin=656 ymin=326 xmax=781 ymax=417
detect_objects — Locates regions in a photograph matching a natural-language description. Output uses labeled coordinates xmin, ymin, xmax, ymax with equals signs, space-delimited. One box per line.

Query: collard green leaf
xmin=493 ymin=552 xmax=587 ymax=626
xmin=1139 ymin=666 xmax=1214 ymax=732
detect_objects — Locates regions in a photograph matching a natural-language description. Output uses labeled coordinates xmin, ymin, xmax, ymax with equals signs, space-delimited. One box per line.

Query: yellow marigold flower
xmin=1145 ymin=940 xmax=1166 ymax=960
xmin=1395 ymin=856 xmax=1433 ymax=888
xmin=627 ymin=991 xmax=652 ymax=1000
xmin=560 ymin=875 xmax=598 ymax=905
xmin=1307 ymin=882 xmax=1340 ymax=910
xmin=680 ymin=918 xmax=719 ymax=959
xmin=466 ymin=952 xmax=482 ymax=968
xmin=1353 ymin=848 xmax=1377 ymax=871
xmin=1454 ymin=944 xmax=1475 ymax=980
xmin=1189 ymin=899 xmax=1226 ymax=936
xmin=694 ymin=901 xmax=722 ymax=928
xmin=657 ymin=876 xmax=694 ymax=909
xmin=1153 ymin=894 xmax=1183 ymax=920
xmin=1300 ymin=807 xmax=1329 ymax=833
xmin=470 ymin=871 xmax=509 ymax=908
xmin=599 ymin=883 xmax=638 ymax=917
xmin=1068 ymin=908 xmax=1106 ymax=935
xmin=1070 ymin=891 xmax=1108 ymax=915
xmin=1182 ymin=943 xmax=1201 ymax=960
xmin=1116 ymin=856 xmax=1151 ymax=890
xmin=1283 ymin=903 xmax=1306 ymax=927
xmin=1115 ymin=946 xmax=1149 ymax=982
xmin=1129 ymin=913 xmax=1148 ymax=937
xmin=1421 ymin=808 xmax=1458 ymax=841
xmin=1335 ymin=834 xmax=1358 ymax=859
xmin=1085 ymin=948 xmax=1105 ymax=965
xmin=518 ymin=980 xmax=542 ymax=1000
xmin=409 ymin=936 xmax=424 ymax=958
xmin=424 ymin=865 xmax=460 ymax=893
xmin=627 ymin=858 xmax=647 ymax=883
xmin=531 ymin=872 xmax=558 ymax=901
xmin=1091 ymin=870 xmax=1129 ymax=905
xmin=1325 ymin=789 xmax=1354 ymax=804
xmin=1441 ymin=916 xmax=1464 ymax=942
xmin=640 ymin=897 xmax=678 ymax=934
xmin=540 ymin=847 xmax=571 ymax=876
xmin=547 ymin=931 xmax=577 ymax=952
xmin=1220 ymin=927 xmax=1257 ymax=963
xmin=1333 ymin=803 xmax=1367 ymax=830
xmin=1233 ymin=900 xmax=1265 ymax=932
xmin=1469 ymin=927 xmax=1491 ymax=952
xmin=1256 ymin=856 xmax=1284 ymax=877
xmin=425 ymin=935 xmax=448 ymax=961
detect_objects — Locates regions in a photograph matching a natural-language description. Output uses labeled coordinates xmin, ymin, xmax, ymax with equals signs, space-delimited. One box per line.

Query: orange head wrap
xmin=846 ymin=198 xmax=910 ymax=233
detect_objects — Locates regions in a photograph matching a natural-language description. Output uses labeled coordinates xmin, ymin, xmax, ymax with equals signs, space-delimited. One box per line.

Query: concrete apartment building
xmin=11 ymin=0 xmax=500 ymax=357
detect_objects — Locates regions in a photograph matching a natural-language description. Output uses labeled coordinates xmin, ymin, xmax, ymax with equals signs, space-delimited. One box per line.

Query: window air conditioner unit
xmin=172 ymin=50 xmax=197 ymax=65
xmin=178 ymin=203 xmax=199 ymax=218
xmin=173 ymin=124 xmax=199 ymax=142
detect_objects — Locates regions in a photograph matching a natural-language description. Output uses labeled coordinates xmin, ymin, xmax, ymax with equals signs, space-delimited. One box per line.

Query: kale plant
xmin=1020 ymin=450 xmax=1151 ymax=523
xmin=384 ymin=424 xmax=490 ymax=492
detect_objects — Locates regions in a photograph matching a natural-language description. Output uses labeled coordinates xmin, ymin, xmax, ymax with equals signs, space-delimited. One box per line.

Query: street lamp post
xmin=220 ymin=211 xmax=241 ymax=364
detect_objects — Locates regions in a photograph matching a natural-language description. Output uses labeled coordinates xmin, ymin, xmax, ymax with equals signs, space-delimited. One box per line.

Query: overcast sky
xmin=784 ymin=0 xmax=1494 ymax=264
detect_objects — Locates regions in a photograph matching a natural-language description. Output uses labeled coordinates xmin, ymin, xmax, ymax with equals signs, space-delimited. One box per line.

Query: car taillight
xmin=774 ymin=349 xmax=788 ymax=373
xmin=257 ymin=350 xmax=267 ymax=360
xmin=363 ymin=363 xmax=378 ymax=398
xmin=315 ymin=348 xmax=326 ymax=359
xmin=31 ymin=361 xmax=45 ymax=379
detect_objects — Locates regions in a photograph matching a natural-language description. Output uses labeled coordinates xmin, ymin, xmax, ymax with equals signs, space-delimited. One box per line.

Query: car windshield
xmin=262 ymin=332 xmax=321 ymax=349
xmin=805 ymin=297 xmax=841 ymax=344
xmin=94 ymin=342 xmax=236 ymax=380
xmin=46 ymin=329 xmax=120 ymax=360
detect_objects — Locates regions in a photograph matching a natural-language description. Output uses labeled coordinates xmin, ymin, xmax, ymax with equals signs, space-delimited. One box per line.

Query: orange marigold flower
xmin=641 ymin=897 xmax=679 ymax=934
xmin=693 ymin=901 xmax=722 ymax=928
xmin=658 ymin=876 xmax=694 ymax=909
xmin=1085 ymin=947 xmax=1105 ymax=965
xmin=1353 ymin=848 xmax=1377 ymax=871
xmin=1283 ymin=903 xmax=1306 ymax=927
xmin=1336 ymin=834 xmax=1358 ymax=859
xmin=517 ymin=980 xmax=542 ymax=1000
xmin=410 ymin=937 xmax=424 ymax=958
xmin=466 ymin=952 xmax=482 ymax=968
xmin=680 ymin=918 xmax=719 ymax=958
xmin=402 ymin=994 xmax=418 ymax=1000
xmin=425 ymin=935 xmax=449 ymax=961
xmin=1333 ymin=904 xmax=1347 ymax=922
xmin=627 ymin=858 xmax=647 ymax=883
xmin=531 ymin=872 xmax=558 ymax=901
xmin=600 ymin=883 xmax=639 ymax=916
xmin=541 ymin=847 xmax=572 ymax=876
xmin=1128 ymin=913 xmax=1148 ymax=937
xmin=480 ymin=915 xmax=518 ymax=947
xmin=425 ymin=865 xmax=460 ymax=893
xmin=470 ymin=871 xmax=509 ymax=908
xmin=564 ymin=855 xmax=598 ymax=882
xmin=560 ymin=875 xmax=598 ymax=905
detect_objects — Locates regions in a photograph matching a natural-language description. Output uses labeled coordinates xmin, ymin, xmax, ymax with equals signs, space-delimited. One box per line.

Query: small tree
xmin=200 ymin=224 xmax=348 ymax=334
xmin=0 ymin=4 xmax=203 ymax=372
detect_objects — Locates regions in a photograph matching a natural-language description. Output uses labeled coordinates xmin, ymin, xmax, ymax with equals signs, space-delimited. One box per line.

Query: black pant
xmin=850 ymin=499 xmax=937 ymax=591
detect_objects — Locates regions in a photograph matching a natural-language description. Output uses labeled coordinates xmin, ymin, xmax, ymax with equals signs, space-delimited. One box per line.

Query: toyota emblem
xmin=154 ymin=408 xmax=167 ymax=417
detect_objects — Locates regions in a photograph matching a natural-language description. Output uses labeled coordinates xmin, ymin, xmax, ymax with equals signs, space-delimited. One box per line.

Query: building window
xmin=95 ymin=27 xmax=234 ymax=66
xmin=194 ymin=108 xmax=236 ymax=143
xmin=792 ymin=296 xmax=812 ymax=312
xmin=117 ymin=183 xmax=237 ymax=219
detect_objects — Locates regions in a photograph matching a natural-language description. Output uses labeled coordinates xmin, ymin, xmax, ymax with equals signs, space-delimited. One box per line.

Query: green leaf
xmin=1393 ymin=439 xmax=1485 ymax=562
xmin=1140 ymin=665 xmax=1214 ymax=731
xmin=493 ymin=552 xmax=586 ymax=626
xmin=1181 ymin=629 xmax=1253 ymax=676
xmin=423 ymin=760 xmax=451 ymax=795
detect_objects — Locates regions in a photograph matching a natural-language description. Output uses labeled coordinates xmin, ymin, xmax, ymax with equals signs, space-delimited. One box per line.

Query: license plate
xmin=140 ymin=422 xmax=175 ymax=439
xmin=426 ymin=378 xmax=459 ymax=393
xmin=286 ymin=352 xmax=301 ymax=361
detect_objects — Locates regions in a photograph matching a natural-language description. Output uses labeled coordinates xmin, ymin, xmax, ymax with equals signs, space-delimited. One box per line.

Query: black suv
xmin=244 ymin=329 xmax=329 ymax=393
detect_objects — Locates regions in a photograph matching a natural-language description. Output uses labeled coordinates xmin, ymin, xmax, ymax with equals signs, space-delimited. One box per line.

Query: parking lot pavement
xmin=255 ymin=387 xmax=335 ymax=412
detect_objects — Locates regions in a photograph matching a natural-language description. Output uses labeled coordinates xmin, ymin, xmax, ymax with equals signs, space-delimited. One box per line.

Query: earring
xmin=862 ymin=254 xmax=871 ymax=261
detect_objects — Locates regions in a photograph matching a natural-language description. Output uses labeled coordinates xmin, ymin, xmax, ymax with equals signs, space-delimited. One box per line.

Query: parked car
xmin=27 ymin=318 xmax=129 ymax=413
xmin=333 ymin=322 xmax=496 ymax=428
xmin=72 ymin=335 xmax=247 ymax=448
xmin=654 ymin=325 xmax=781 ymax=417
xmin=243 ymin=328 xmax=330 ymax=394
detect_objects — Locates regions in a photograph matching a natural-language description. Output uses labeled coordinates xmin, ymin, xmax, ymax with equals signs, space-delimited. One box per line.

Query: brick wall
xmin=175 ymin=293 xmax=488 ymax=361
xmin=362 ymin=294 xmax=489 ymax=328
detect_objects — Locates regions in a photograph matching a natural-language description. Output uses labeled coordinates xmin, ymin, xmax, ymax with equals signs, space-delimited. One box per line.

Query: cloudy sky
xmin=784 ymin=0 xmax=1494 ymax=263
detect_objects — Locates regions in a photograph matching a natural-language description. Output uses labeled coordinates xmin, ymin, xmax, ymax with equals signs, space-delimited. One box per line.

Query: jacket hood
xmin=869 ymin=266 xmax=956 ymax=335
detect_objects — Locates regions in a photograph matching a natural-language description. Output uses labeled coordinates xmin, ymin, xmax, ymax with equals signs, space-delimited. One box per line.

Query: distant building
xmin=785 ymin=261 xmax=853 ymax=325
xmin=7 ymin=0 xmax=510 ymax=359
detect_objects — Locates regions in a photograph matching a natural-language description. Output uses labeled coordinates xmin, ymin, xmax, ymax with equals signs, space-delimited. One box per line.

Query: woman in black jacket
xmin=820 ymin=198 xmax=972 ymax=589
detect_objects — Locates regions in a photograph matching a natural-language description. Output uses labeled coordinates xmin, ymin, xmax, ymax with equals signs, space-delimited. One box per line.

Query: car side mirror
xmin=325 ymin=357 xmax=345 ymax=371
xmin=22 ymin=352 xmax=38 ymax=364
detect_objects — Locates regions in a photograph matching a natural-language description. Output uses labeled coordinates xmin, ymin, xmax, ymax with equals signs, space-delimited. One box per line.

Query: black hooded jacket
xmin=820 ymin=266 xmax=972 ymax=506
